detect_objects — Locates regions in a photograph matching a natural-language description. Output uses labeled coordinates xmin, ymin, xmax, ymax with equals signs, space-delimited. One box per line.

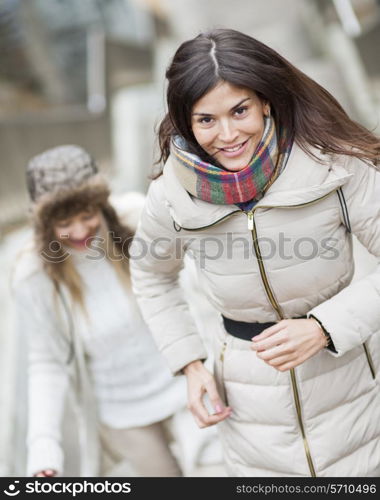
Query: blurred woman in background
xmin=12 ymin=145 xmax=186 ymax=477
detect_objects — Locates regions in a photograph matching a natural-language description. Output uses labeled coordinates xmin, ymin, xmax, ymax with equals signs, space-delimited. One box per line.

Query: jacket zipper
xmin=219 ymin=341 xmax=229 ymax=406
xmin=175 ymin=210 xmax=241 ymax=232
xmin=363 ymin=343 xmax=376 ymax=380
xmin=220 ymin=341 xmax=227 ymax=362
xmin=244 ymin=190 xmax=339 ymax=478
xmin=248 ymin=211 xmax=284 ymax=320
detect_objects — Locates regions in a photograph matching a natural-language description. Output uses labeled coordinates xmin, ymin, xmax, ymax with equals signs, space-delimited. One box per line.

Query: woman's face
xmin=53 ymin=209 xmax=101 ymax=251
xmin=191 ymin=82 xmax=269 ymax=172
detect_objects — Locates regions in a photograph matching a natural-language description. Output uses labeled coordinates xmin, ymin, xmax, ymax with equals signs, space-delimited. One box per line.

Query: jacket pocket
xmin=363 ymin=342 xmax=376 ymax=380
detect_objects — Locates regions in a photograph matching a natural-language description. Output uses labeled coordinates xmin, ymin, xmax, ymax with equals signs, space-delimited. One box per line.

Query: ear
xmin=264 ymin=102 xmax=271 ymax=117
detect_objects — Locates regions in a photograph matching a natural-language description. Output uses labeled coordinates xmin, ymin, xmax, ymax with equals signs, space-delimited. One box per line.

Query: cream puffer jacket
xmin=130 ymin=144 xmax=380 ymax=477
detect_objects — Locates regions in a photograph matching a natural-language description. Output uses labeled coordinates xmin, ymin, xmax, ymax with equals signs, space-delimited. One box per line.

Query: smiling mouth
xmin=215 ymin=138 xmax=251 ymax=159
xmin=70 ymin=239 xmax=88 ymax=246
xmin=219 ymin=139 xmax=248 ymax=152
xmin=69 ymin=235 xmax=93 ymax=245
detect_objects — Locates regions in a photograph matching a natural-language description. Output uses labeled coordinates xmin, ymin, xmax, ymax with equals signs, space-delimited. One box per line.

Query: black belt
xmin=222 ymin=315 xmax=306 ymax=342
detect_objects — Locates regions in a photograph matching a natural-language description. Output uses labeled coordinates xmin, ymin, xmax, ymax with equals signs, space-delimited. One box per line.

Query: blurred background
xmin=1 ymin=0 xmax=380 ymax=477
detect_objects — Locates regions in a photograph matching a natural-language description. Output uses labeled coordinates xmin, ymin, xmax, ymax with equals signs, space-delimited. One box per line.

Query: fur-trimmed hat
xmin=26 ymin=145 xmax=110 ymax=222
xmin=27 ymin=145 xmax=98 ymax=202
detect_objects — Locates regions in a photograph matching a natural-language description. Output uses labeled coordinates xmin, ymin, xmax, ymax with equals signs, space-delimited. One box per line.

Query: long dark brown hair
xmin=156 ymin=28 xmax=379 ymax=173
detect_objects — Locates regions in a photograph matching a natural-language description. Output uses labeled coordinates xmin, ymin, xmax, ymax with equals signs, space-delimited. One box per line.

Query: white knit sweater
xmin=71 ymin=250 xmax=186 ymax=428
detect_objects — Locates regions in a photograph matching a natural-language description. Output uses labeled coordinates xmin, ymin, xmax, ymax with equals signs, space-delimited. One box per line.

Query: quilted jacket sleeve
xmin=14 ymin=275 xmax=69 ymax=476
xmin=129 ymin=178 xmax=208 ymax=375
xmin=308 ymin=156 xmax=380 ymax=356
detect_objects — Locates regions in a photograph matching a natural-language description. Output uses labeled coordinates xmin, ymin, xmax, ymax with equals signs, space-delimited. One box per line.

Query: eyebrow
xmin=192 ymin=97 xmax=251 ymax=116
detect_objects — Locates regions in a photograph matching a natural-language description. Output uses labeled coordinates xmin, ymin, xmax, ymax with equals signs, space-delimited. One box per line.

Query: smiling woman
xmin=130 ymin=28 xmax=380 ymax=477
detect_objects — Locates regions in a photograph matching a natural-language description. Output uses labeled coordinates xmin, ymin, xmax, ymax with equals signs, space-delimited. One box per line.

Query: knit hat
xmin=26 ymin=145 xmax=110 ymax=226
xmin=26 ymin=145 xmax=98 ymax=202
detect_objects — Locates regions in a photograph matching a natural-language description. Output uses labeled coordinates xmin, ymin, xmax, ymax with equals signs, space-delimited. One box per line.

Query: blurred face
xmin=53 ymin=210 xmax=101 ymax=251
xmin=191 ymin=82 xmax=269 ymax=172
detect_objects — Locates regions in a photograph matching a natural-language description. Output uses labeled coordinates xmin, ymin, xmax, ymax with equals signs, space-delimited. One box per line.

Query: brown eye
xmin=82 ymin=213 xmax=95 ymax=221
xmin=199 ymin=116 xmax=214 ymax=125
xmin=234 ymin=106 xmax=248 ymax=116
xmin=55 ymin=220 xmax=70 ymax=228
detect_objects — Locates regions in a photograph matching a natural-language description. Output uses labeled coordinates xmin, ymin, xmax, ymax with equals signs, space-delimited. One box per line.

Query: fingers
xmin=250 ymin=320 xmax=301 ymax=371
xmin=187 ymin=372 xmax=232 ymax=428
xmin=252 ymin=318 xmax=326 ymax=372
xmin=263 ymin=353 xmax=296 ymax=367
xmin=34 ymin=469 xmax=57 ymax=477
xmin=188 ymin=389 xmax=232 ymax=428
xmin=268 ymin=355 xmax=311 ymax=371
xmin=188 ymin=396 xmax=231 ymax=427
xmin=251 ymin=320 xmax=285 ymax=342
xmin=191 ymin=406 xmax=232 ymax=428
xmin=205 ymin=376 xmax=228 ymax=414
xmin=257 ymin=345 xmax=317 ymax=372
xmin=44 ymin=470 xmax=56 ymax=476
xmin=251 ymin=328 xmax=289 ymax=353
xmin=255 ymin=343 xmax=292 ymax=361
xmin=271 ymin=361 xmax=296 ymax=372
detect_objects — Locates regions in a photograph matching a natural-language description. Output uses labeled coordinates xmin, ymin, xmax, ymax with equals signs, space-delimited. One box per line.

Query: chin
xmin=220 ymin=159 xmax=251 ymax=172
xmin=217 ymin=149 xmax=255 ymax=172
xmin=70 ymin=243 xmax=87 ymax=250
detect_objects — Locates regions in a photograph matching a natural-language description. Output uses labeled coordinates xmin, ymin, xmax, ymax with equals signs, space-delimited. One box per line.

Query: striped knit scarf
xmin=171 ymin=116 xmax=293 ymax=205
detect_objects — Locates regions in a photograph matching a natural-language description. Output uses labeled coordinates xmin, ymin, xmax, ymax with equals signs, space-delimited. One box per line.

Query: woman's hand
xmin=251 ymin=318 xmax=327 ymax=372
xmin=183 ymin=360 xmax=232 ymax=428
xmin=33 ymin=469 xmax=57 ymax=477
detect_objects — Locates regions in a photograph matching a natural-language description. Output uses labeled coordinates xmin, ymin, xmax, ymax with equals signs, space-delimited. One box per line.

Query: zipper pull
xmin=220 ymin=341 xmax=227 ymax=362
xmin=247 ymin=211 xmax=254 ymax=230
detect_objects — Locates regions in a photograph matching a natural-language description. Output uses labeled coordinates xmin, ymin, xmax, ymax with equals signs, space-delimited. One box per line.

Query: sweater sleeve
xmin=14 ymin=277 xmax=69 ymax=476
xmin=308 ymin=157 xmax=380 ymax=356
xmin=129 ymin=179 xmax=208 ymax=375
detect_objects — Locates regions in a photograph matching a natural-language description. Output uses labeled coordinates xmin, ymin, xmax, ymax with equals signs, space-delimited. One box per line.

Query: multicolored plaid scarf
xmin=171 ymin=116 xmax=293 ymax=205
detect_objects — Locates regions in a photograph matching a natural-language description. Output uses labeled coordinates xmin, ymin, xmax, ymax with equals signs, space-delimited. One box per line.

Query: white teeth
xmin=222 ymin=141 xmax=244 ymax=152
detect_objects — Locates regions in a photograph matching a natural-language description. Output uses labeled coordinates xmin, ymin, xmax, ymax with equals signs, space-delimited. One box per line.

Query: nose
xmin=218 ymin=119 xmax=239 ymax=144
xmin=70 ymin=222 xmax=89 ymax=240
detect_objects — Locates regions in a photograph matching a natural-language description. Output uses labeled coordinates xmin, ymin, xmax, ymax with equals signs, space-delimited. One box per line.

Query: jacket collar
xmin=163 ymin=143 xmax=353 ymax=230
